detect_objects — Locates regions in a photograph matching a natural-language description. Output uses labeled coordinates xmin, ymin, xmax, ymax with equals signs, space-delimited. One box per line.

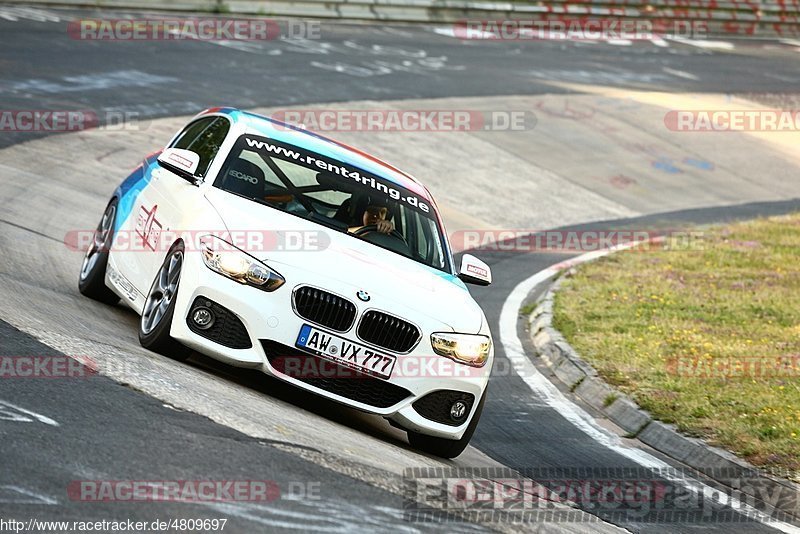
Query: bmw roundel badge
xmin=357 ymin=290 xmax=370 ymax=302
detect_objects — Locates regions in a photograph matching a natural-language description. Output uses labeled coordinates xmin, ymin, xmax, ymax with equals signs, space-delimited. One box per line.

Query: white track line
xmin=0 ymin=399 xmax=59 ymax=426
xmin=667 ymin=37 xmax=735 ymax=50
xmin=499 ymin=243 xmax=800 ymax=533
xmin=663 ymin=67 xmax=700 ymax=80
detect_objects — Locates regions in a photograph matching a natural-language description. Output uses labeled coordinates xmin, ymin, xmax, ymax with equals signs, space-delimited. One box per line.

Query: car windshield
xmin=214 ymin=134 xmax=451 ymax=272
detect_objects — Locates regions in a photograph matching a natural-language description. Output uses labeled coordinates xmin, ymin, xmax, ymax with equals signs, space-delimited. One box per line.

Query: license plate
xmin=295 ymin=324 xmax=396 ymax=380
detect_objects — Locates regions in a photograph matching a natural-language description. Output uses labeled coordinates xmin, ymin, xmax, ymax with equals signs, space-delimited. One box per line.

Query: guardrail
xmin=4 ymin=0 xmax=800 ymax=36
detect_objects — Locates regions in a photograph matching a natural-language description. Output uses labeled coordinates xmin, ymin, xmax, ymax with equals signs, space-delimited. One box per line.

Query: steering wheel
xmin=354 ymin=224 xmax=407 ymax=245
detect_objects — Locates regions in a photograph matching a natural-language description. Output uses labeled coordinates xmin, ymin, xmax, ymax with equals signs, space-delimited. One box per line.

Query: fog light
xmin=191 ymin=306 xmax=215 ymax=330
xmin=450 ymin=401 xmax=468 ymax=422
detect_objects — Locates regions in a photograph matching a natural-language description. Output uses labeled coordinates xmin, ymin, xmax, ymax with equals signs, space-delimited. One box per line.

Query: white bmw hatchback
xmin=79 ymin=107 xmax=494 ymax=458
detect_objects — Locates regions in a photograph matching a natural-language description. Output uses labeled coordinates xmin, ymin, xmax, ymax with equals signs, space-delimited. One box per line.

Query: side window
xmin=409 ymin=211 xmax=445 ymax=269
xmin=187 ymin=118 xmax=230 ymax=177
xmin=172 ymin=117 xmax=215 ymax=150
xmin=170 ymin=117 xmax=230 ymax=177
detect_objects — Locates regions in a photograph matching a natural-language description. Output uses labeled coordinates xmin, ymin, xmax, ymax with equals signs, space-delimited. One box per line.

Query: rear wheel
xmin=138 ymin=242 xmax=191 ymax=361
xmin=407 ymin=387 xmax=487 ymax=459
xmin=78 ymin=199 xmax=120 ymax=305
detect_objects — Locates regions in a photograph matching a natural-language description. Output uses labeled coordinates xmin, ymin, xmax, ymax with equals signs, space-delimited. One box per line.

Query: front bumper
xmin=169 ymin=251 xmax=492 ymax=439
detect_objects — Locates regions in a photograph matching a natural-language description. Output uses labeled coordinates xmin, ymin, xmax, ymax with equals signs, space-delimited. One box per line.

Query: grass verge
xmin=553 ymin=214 xmax=800 ymax=479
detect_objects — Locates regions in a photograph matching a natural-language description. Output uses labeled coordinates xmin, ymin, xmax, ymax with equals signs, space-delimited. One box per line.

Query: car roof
xmin=200 ymin=107 xmax=432 ymax=201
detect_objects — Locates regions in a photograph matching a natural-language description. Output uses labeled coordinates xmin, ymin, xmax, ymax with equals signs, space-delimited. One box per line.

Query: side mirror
xmin=157 ymin=148 xmax=201 ymax=182
xmin=458 ymin=254 xmax=492 ymax=286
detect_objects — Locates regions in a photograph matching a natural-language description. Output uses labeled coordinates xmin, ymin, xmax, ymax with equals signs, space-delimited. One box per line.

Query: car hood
xmin=204 ymin=188 xmax=485 ymax=333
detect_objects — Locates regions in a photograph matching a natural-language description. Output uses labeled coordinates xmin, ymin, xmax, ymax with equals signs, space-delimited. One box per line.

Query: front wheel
xmin=407 ymin=387 xmax=487 ymax=459
xmin=78 ymin=199 xmax=120 ymax=305
xmin=138 ymin=242 xmax=191 ymax=361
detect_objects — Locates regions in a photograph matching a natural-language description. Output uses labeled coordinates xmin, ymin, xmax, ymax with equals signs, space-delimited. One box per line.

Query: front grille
xmin=292 ymin=286 xmax=357 ymax=332
xmin=357 ymin=310 xmax=420 ymax=353
xmin=413 ymin=390 xmax=475 ymax=426
xmin=261 ymin=340 xmax=411 ymax=408
xmin=187 ymin=297 xmax=252 ymax=349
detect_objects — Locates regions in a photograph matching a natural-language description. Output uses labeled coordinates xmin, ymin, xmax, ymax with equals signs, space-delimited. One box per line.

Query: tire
xmin=138 ymin=242 xmax=191 ymax=361
xmin=78 ymin=199 xmax=121 ymax=305
xmin=407 ymin=387 xmax=487 ymax=459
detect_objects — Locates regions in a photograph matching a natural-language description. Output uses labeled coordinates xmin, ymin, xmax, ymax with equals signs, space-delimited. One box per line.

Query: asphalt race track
xmin=1 ymin=5 xmax=800 ymax=533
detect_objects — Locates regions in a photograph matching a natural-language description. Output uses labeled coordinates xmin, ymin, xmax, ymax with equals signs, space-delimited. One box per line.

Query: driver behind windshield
xmin=349 ymin=202 xmax=394 ymax=235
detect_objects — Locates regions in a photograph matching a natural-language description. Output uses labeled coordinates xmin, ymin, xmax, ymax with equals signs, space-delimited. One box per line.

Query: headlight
xmin=199 ymin=235 xmax=284 ymax=292
xmin=430 ymin=333 xmax=491 ymax=367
